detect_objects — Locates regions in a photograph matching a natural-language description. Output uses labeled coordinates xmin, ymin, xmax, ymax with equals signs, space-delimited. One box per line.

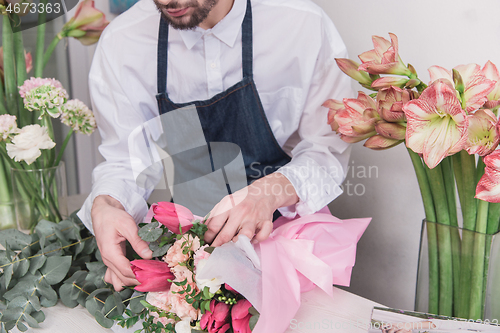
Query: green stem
xmin=426 ymin=164 xmax=453 ymax=316
xmin=54 ymin=129 xmax=73 ymax=167
xmin=452 ymin=154 xmax=464 ymax=213
xmin=0 ymin=72 xmax=8 ymax=115
xmin=3 ymin=15 xmax=19 ymax=116
xmin=34 ymin=0 xmax=49 ymax=78
xmin=486 ymin=203 xmax=500 ymax=235
xmin=42 ymin=35 xmax=63 ymax=70
xmin=469 ymin=199 xmax=489 ymax=320
xmin=0 ymin=155 xmax=12 ymax=203
xmin=13 ymin=20 xmax=30 ymax=127
xmin=40 ymin=115 xmax=55 ymax=168
xmin=460 ymin=150 xmax=477 ymax=231
xmin=407 ymin=148 xmax=436 ymax=222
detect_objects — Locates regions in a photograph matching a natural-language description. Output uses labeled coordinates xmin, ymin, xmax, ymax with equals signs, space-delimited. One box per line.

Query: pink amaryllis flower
xmin=231 ymin=299 xmax=253 ymax=333
xmin=358 ymin=33 xmax=411 ymax=76
xmin=476 ymin=151 xmax=500 ymax=203
xmin=153 ymin=202 xmax=194 ymax=234
xmin=377 ymin=86 xmax=415 ymax=123
xmin=130 ymin=259 xmax=174 ymax=292
xmin=481 ymin=61 xmax=500 ymax=109
xmin=465 ymin=109 xmax=500 ymax=156
xmin=62 ymin=0 xmax=109 ymax=45
xmin=429 ymin=63 xmax=495 ymax=113
xmin=200 ymin=300 xmax=231 ymax=333
xmin=327 ymin=92 xmax=379 ymax=143
xmin=403 ymin=80 xmax=468 ymax=169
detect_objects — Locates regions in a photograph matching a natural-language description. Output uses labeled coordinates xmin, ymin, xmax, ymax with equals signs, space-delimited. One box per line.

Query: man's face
xmin=153 ymin=0 xmax=218 ymax=30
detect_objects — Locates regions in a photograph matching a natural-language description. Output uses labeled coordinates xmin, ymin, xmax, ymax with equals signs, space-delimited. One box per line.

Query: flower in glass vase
xmin=6 ymin=124 xmax=55 ymax=165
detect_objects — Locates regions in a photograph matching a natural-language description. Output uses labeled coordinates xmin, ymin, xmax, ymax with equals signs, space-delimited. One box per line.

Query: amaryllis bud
xmin=335 ymin=58 xmax=375 ymax=89
xmin=375 ymin=121 xmax=406 ymax=140
xmin=364 ymin=135 xmax=402 ymax=150
xmin=61 ymin=0 xmax=109 ymax=45
xmin=371 ymin=76 xmax=409 ymax=89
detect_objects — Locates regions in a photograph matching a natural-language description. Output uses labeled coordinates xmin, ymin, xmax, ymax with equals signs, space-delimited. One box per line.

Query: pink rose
xmin=164 ymin=235 xmax=201 ymax=267
xmin=200 ymin=300 xmax=231 ymax=333
xmin=131 ymin=259 xmax=174 ymax=292
xmin=153 ymin=202 xmax=194 ymax=234
xmin=146 ymin=292 xmax=176 ymax=327
xmin=231 ymin=300 xmax=253 ymax=333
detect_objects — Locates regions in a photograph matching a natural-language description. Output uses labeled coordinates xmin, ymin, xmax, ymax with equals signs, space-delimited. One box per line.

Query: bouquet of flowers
xmin=323 ymin=33 xmax=500 ymax=319
xmin=0 ymin=0 xmax=107 ymax=229
xmin=112 ymin=202 xmax=371 ymax=333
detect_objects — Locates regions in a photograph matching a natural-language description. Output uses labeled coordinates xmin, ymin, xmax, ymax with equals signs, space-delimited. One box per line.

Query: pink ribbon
xmin=253 ymin=207 xmax=371 ymax=333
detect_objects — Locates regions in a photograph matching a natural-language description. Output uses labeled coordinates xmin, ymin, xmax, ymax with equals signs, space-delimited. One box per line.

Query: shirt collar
xmin=178 ymin=0 xmax=247 ymax=50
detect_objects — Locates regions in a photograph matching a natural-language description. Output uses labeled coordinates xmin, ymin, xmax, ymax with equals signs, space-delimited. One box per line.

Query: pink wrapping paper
xmin=253 ymin=207 xmax=371 ymax=333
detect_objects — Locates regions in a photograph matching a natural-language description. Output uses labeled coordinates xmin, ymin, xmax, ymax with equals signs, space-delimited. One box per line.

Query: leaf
xmin=138 ymin=222 xmax=162 ymax=242
xmin=63 ymin=270 xmax=87 ymax=285
xmin=34 ymin=220 xmax=59 ymax=249
xmin=0 ymin=230 xmax=32 ymax=250
xmin=28 ymin=255 xmax=47 ymax=274
xmin=3 ymin=282 xmax=35 ymax=301
xmin=94 ymin=310 xmax=115 ymax=329
xmin=249 ymin=314 xmax=260 ymax=330
xmin=6 ymin=296 xmax=29 ymax=312
xmin=36 ymin=279 xmax=58 ymax=307
xmin=31 ymin=310 xmax=45 ymax=323
xmin=150 ymin=242 xmax=171 ymax=257
xmin=23 ymin=313 xmax=40 ymax=328
xmin=86 ymin=262 xmax=107 ymax=289
xmin=38 ymin=241 xmax=63 ymax=257
xmin=28 ymin=294 xmax=41 ymax=312
xmin=86 ymin=288 xmax=111 ymax=316
xmin=40 ymin=256 xmax=72 ymax=285
xmin=16 ymin=321 xmax=28 ymax=332
xmin=126 ymin=316 xmax=139 ymax=328
xmin=0 ymin=307 xmax=23 ymax=321
xmin=129 ymin=294 xmax=145 ymax=313
xmin=3 ymin=265 xmax=13 ymax=289
xmin=12 ymin=258 xmax=30 ymax=279
xmin=59 ymin=284 xmax=79 ymax=308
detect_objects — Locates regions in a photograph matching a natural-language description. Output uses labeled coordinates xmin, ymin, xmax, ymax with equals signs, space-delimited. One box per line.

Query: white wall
xmin=317 ymin=0 xmax=500 ymax=310
xmin=69 ymin=0 xmax=500 ymax=311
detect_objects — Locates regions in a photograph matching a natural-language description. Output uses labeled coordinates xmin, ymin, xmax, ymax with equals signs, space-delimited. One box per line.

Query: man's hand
xmin=91 ymin=195 xmax=153 ymax=291
xmin=204 ymin=173 xmax=299 ymax=247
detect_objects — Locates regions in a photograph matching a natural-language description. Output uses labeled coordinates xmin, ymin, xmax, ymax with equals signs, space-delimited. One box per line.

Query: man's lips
xmin=166 ymin=7 xmax=190 ymax=17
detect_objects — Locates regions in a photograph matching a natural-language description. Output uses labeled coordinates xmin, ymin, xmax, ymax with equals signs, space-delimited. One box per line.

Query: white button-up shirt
xmin=78 ymin=0 xmax=353 ymax=232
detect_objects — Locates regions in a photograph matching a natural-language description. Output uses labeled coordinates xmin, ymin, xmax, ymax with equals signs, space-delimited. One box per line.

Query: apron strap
xmin=157 ymin=0 xmax=254 ymax=94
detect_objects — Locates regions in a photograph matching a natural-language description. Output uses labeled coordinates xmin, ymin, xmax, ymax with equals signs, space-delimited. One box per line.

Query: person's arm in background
xmin=205 ymin=14 xmax=354 ymax=246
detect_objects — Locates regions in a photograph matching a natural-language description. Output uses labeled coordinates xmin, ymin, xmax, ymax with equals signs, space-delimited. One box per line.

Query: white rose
xmin=6 ymin=124 xmax=55 ymax=165
xmin=195 ymin=259 xmax=222 ymax=294
xmin=174 ymin=319 xmax=192 ymax=333
xmin=0 ymin=114 xmax=18 ymax=140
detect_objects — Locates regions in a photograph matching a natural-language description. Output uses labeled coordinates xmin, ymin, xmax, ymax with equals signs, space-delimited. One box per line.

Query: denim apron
xmin=156 ymin=0 xmax=291 ymax=217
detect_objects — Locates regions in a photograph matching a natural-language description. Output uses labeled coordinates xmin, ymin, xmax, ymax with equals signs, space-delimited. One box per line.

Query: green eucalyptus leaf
xmin=249 ymin=314 xmax=259 ymax=330
xmin=77 ymin=281 xmax=96 ymax=306
xmin=86 ymin=262 xmax=107 ymax=289
xmin=3 ymin=265 xmax=13 ymax=289
xmin=3 ymin=281 xmax=35 ymax=301
xmin=40 ymin=256 xmax=72 ymax=285
xmin=0 ymin=307 xmax=23 ymax=321
xmin=129 ymin=294 xmax=145 ymax=313
xmin=23 ymin=313 xmax=40 ymax=328
xmin=28 ymin=255 xmax=47 ymax=274
xmin=94 ymin=310 xmax=115 ymax=329
xmin=0 ymin=251 xmax=10 ymax=265
xmin=126 ymin=316 xmax=139 ymax=328
xmin=59 ymin=284 xmax=79 ymax=308
xmin=6 ymin=296 xmax=29 ymax=312
xmin=28 ymin=294 xmax=41 ymax=312
xmin=12 ymin=258 xmax=30 ymax=279
xmin=38 ymin=241 xmax=64 ymax=257
xmin=36 ymin=279 xmax=58 ymax=307
xmin=34 ymin=220 xmax=58 ymax=249
xmin=150 ymin=242 xmax=171 ymax=257
xmin=0 ymin=230 xmax=32 ymax=250
xmin=119 ymin=288 xmax=134 ymax=300
xmin=63 ymin=270 xmax=88 ymax=285
xmin=31 ymin=310 xmax=45 ymax=323
xmin=16 ymin=321 xmax=28 ymax=332
xmin=138 ymin=222 xmax=162 ymax=242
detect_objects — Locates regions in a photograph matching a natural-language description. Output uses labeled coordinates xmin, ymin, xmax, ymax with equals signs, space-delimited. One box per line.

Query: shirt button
xmin=210 ymin=63 xmax=216 ymax=69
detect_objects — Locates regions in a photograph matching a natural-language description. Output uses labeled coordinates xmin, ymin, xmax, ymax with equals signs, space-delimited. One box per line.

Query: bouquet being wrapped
xmin=114 ymin=202 xmax=371 ymax=333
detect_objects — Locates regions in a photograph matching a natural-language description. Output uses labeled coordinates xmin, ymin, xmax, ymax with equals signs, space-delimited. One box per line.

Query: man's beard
xmin=153 ymin=0 xmax=218 ymax=30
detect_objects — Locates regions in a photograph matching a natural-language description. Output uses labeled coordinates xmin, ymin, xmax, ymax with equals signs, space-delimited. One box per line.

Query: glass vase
xmin=415 ymin=220 xmax=500 ymax=321
xmin=11 ymin=162 xmax=68 ymax=233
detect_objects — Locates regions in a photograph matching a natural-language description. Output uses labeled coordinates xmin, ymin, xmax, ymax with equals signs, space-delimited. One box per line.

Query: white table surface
xmin=11 ymin=286 xmax=381 ymax=333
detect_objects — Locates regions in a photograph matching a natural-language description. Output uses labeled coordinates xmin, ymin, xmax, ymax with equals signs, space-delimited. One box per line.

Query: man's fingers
xmin=121 ymin=224 xmax=153 ymax=259
xmin=211 ymin=216 xmax=240 ymax=247
xmin=252 ymin=220 xmax=273 ymax=244
xmin=204 ymin=211 xmax=229 ymax=244
xmin=232 ymin=222 xmax=256 ymax=244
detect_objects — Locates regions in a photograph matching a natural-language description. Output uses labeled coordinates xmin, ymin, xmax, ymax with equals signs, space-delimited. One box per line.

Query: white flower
xmin=23 ymin=84 xmax=68 ymax=118
xmin=195 ymin=259 xmax=222 ymax=294
xmin=6 ymin=124 xmax=55 ymax=165
xmin=60 ymin=99 xmax=97 ymax=135
xmin=174 ymin=319 xmax=192 ymax=333
xmin=0 ymin=114 xmax=18 ymax=141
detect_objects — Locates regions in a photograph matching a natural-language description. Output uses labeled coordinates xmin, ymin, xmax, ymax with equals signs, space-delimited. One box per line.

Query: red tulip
xmin=231 ymin=300 xmax=252 ymax=333
xmin=131 ymin=260 xmax=174 ymax=292
xmin=153 ymin=202 xmax=194 ymax=234
xmin=62 ymin=0 xmax=109 ymax=45
xmin=200 ymin=300 xmax=230 ymax=333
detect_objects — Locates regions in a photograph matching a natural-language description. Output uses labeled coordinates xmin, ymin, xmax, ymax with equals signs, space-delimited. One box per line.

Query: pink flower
xmin=130 ymin=259 xmax=174 ymax=292
xmin=476 ymin=151 xmax=500 ymax=203
xmin=231 ymin=299 xmax=253 ymax=333
xmin=63 ymin=0 xmax=109 ymax=45
xmin=171 ymin=265 xmax=194 ymax=283
xmin=324 ymin=98 xmax=345 ymax=132
xmin=364 ymin=134 xmax=402 ymax=150
xmin=193 ymin=245 xmax=211 ymax=268
xmin=331 ymin=92 xmax=379 ymax=143
xmin=200 ymin=300 xmax=231 ymax=333
xmin=153 ymin=202 xmax=194 ymax=234
xmin=0 ymin=114 xmax=18 ymax=141
xmin=358 ymin=33 xmax=411 ymax=76
xmin=428 ymin=64 xmax=495 ymax=113
xmin=465 ymin=109 xmax=500 ymax=156
xmin=482 ymin=61 xmax=500 ymax=109
xmin=164 ymin=234 xmax=201 ymax=267
xmin=403 ymin=80 xmax=468 ymax=169
xmin=146 ymin=291 xmax=176 ymax=326
xmin=18 ymin=77 xmax=63 ymax=98
xmin=167 ymin=283 xmax=200 ymax=321
xmin=376 ymin=86 xmax=415 ymax=123
xmin=224 ymin=284 xmax=239 ymax=294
